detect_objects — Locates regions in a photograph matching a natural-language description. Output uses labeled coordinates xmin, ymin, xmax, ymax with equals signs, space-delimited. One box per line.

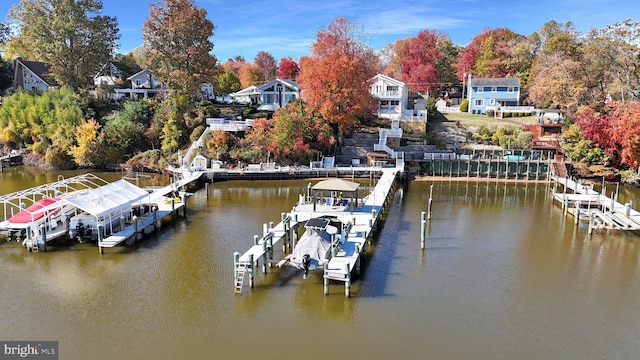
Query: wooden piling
xmin=40 ymin=225 xmax=47 ymax=252
xmin=420 ymin=211 xmax=426 ymax=250
xmin=323 ymin=262 xmax=329 ymax=295
xmin=345 ymin=263 xmax=351 ymax=298
xmin=249 ymin=254 xmax=255 ymax=288
xmin=98 ymin=224 xmax=104 ymax=254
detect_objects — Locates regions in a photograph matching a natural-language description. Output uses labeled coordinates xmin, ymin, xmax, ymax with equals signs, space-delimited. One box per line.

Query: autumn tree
xmin=254 ymin=51 xmax=277 ymax=81
xmin=582 ymin=20 xmax=640 ymax=103
xmin=297 ymin=17 xmax=377 ymax=133
xmin=456 ymin=28 xmax=528 ymax=81
xmin=398 ymin=30 xmax=443 ymax=93
xmin=141 ymin=0 xmax=217 ymax=96
xmin=270 ymin=101 xmax=335 ymax=165
xmin=7 ymin=0 xmax=119 ymax=91
xmin=223 ymin=56 xmax=246 ymax=76
xmin=69 ymin=118 xmax=106 ymax=167
xmin=240 ymin=118 xmax=274 ymax=163
xmin=527 ymin=53 xmax=588 ymax=110
xmin=238 ymin=62 xmax=263 ymax=88
xmin=277 ymin=57 xmax=300 ymax=80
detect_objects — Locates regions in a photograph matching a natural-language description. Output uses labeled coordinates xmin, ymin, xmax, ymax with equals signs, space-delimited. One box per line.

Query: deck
xmin=233 ymin=167 xmax=400 ymax=296
xmin=551 ymin=175 xmax=640 ymax=231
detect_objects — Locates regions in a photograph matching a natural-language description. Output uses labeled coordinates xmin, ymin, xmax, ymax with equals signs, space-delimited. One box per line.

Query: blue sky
xmin=1 ymin=0 xmax=637 ymax=63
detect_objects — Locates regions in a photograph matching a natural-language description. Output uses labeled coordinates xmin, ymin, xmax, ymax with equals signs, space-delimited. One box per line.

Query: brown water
xmin=1 ymin=167 xmax=640 ymax=359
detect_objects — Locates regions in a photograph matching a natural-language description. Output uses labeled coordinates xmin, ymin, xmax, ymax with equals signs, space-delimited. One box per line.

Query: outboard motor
xmin=76 ymin=222 xmax=85 ymax=242
xmin=302 ymin=254 xmax=311 ymax=279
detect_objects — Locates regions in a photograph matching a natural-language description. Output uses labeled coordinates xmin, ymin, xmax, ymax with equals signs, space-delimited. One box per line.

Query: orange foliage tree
xmin=297 ymin=17 xmax=377 ymax=132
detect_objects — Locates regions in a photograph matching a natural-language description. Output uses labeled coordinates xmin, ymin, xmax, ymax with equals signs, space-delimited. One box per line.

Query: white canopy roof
xmin=312 ymin=179 xmax=360 ymax=192
xmin=62 ymin=179 xmax=149 ymax=219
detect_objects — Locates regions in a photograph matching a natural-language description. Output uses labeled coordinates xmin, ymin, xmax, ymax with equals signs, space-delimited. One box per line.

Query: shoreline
xmin=412 ymin=175 xmax=551 ymax=184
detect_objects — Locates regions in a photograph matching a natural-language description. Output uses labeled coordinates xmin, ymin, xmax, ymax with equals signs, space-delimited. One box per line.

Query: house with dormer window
xmin=114 ymin=69 xmax=168 ymax=99
xmin=368 ymin=74 xmax=409 ymax=120
xmin=466 ymin=76 xmax=521 ymax=114
xmin=12 ymin=57 xmax=55 ymax=92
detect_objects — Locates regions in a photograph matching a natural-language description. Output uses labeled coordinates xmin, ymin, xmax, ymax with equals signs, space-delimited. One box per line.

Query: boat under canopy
xmin=289 ymin=216 xmax=342 ymax=276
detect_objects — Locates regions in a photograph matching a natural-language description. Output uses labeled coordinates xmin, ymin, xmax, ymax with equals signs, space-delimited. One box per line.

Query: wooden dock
xmin=233 ymin=167 xmax=401 ymax=297
xmin=551 ymin=175 xmax=640 ymax=231
xmin=97 ymin=171 xmax=204 ymax=252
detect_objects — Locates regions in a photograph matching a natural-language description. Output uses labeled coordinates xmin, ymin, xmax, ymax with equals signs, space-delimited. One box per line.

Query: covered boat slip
xmin=234 ymin=168 xmax=400 ymax=296
xmin=551 ymin=175 xmax=640 ymax=231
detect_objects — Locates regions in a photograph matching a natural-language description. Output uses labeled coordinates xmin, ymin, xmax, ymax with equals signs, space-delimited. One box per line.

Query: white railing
xmin=371 ymin=90 xmax=401 ymax=97
xmin=487 ymin=105 xmax=534 ymax=113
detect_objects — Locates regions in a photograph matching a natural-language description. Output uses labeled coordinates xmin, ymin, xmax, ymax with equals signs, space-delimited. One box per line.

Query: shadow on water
xmin=358 ymin=185 xmax=408 ymax=298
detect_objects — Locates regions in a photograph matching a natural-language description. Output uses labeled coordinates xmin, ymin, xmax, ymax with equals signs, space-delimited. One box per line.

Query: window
xmin=508 ymin=87 xmax=514 ymax=93
xmin=490 ymin=99 xmax=496 ymax=105
xmin=135 ymin=79 xmax=142 ymax=86
xmin=484 ymin=87 xmax=491 ymax=92
xmin=476 ymin=87 xmax=483 ymax=93
xmin=387 ymin=86 xmax=398 ymax=91
xmin=474 ymin=99 xmax=484 ymax=106
xmin=492 ymin=87 xmax=497 ymax=92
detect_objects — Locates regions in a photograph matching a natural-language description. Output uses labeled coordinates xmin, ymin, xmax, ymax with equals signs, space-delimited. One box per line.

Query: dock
xmin=233 ymin=166 xmax=401 ymax=297
xmin=551 ymin=175 xmax=640 ymax=231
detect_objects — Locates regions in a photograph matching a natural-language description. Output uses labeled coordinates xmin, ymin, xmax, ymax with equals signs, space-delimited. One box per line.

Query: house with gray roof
xmin=466 ymin=76 xmax=521 ymax=114
xmin=12 ymin=57 xmax=56 ymax=92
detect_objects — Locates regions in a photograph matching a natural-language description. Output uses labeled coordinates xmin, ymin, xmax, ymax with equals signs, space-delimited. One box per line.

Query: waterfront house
xmin=12 ymin=57 xmax=55 ymax=92
xmin=114 ymin=69 xmax=168 ymax=100
xmin=232 ymin=78 xmax=300 ymax=109
xmin=93 ymin=61 xmax=141 ymax=88
xmin=368 ymin=74 xmax=409 ymax=120
xmin=466 ymin=76 xmax=521 ymax=114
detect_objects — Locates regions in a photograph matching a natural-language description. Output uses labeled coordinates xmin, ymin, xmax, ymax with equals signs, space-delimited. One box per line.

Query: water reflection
xmin=2 ymin=169 xmax=640 ymax=359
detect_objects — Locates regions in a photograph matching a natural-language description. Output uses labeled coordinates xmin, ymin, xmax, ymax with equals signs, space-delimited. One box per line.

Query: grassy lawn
xmin=441 ymin=111 xmax=537 ymax=128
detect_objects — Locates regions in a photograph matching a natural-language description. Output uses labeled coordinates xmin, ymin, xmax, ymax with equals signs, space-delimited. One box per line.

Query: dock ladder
xmin=234 ymin=262 xmax=251 ymax=293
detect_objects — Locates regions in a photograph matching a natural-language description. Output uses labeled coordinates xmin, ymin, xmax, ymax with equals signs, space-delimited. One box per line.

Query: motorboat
xmin=289 ymin=216 xmax=343 ymax=278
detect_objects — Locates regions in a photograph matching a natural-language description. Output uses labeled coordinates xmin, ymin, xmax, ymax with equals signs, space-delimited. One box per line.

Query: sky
xmin=1 ymin=0 xmax=638 ymax=63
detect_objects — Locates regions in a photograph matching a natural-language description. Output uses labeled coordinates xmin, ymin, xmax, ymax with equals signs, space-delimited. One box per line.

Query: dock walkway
xmin=551 ymin=175 xmax=640 ymax=231
xmin=234 ymin=167 xmax=400 ymax=296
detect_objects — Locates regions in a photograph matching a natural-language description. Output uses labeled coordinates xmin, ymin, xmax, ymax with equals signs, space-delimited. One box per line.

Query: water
xmin=1 ymin=167 xmax=640 ymax=359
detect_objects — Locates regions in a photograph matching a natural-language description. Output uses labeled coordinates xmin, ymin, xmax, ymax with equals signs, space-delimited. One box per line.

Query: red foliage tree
xmin=254 ymin=51 xmax=277 ymax=81
xmin=399 ymin=29 xmax=443 ymax=93
xmin=278 ymin=56 xmax=300 ymax=80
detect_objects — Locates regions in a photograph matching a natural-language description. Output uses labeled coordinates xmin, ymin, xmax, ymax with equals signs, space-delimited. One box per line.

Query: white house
xmin=231 ymin=78 xmax=300 ymax=109
xmin=368 ymin=74 xmax=409 ymax=120
xmin=93 ymin=61 xmax=134 ymax=87
xmin=114 ymin=69 xmax=168 ymax=99
xmin=12 ymin=57 xmax=54 ymax=92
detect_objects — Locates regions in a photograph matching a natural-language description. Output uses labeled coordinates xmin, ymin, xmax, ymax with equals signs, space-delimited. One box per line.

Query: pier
xmin=0 ymin=171 xmax=203 ymax=253
xmin=551 ymin=175 xmax=640 ymax=232
xmin=233 ymin=166 xmax=401 ymax=297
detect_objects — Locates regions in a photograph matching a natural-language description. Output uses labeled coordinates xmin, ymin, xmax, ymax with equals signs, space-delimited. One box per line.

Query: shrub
xmin=486 ymin=109 xmax=495 ymax=117
xmin=459 ymin=99 xmax=469 ymax=112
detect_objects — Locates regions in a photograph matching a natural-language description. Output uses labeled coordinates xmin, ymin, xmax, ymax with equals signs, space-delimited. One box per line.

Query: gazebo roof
xmin=311 ymin=179 xmax=360 ymax=192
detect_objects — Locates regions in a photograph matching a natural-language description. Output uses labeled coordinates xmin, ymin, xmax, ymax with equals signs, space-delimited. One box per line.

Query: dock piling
xmin=249 ymin=254 xmax=255 ymax=288
xmin=323 ymin=263 xmax=329 ymax=295
xmin=345 ymin=263 xmax=351 ymax=297
xmin=420 ymin=211 xmax=426 ymax=250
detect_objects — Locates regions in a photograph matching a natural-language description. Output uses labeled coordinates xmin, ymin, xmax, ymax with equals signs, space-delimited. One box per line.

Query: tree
xmin=297 ymin=17 xmax=377 ymax=132
xmin=69 ymin=118 xmax=105 ymax=167
xmin=213 ymin=68 xmax=241 ymax=96
xmin=0 ymin=56 xmax=13 ymax=93
xmin=270 ymin=100 xmax=335 ymax=165
xmin=238 ymin=63 xmax=262 ymax=88
xmin=141 ymin=0 xmax=217 ymax=96
xmin=528 ymin=53 xmax=588 ymax=110
xmin=8 ymin=0 xmax=119 ymax=91
xmin=254 ymin=51 xmax=276 ymax=81
xmin=456 ymin=28 xmax=527 ymax=80
xmin=277 ymin=57 xmax=300 ymax=80
xmin=399 ymin=29 xmax=443 ymax=93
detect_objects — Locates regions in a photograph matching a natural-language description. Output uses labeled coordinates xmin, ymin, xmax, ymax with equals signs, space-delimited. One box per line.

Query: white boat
xmin=289 ymin=216 xmax=343 ymax=278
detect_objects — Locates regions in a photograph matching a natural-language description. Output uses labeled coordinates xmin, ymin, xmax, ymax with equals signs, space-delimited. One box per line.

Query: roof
xmin=369 ymin=73 xmax=406 ymax=86
xmin=127 ymin=68 xmax=151 ymax=80
xmin=62 ymin=179 xmax=149 ymax=219
xmin=232 ymin=85 xmax=260 ymax=96
xmin=257 ymin=78 xmax=300 ymax=92
xmin=16 ymin=58 xmax=55 ymax=86
xmin=470 ymin=78 xmax=520 ymax=87
xmin=311 ymin=179 xmax=360 ymax=192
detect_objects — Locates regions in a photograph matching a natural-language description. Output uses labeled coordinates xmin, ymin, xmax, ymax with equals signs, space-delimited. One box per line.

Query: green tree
xmin=8 ymin=0 xmax=119 ymax=91
xmin=213 ymin=68 xmax=241 ymax=96
xmin=141 ymin=0 xmax=217 ymax=96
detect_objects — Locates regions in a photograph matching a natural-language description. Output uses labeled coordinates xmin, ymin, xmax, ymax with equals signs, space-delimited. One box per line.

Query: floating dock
xmin=233 ymin=166 xmax=401 ymax=297
xmin=551 ymin=175 xmax=640 ymax=231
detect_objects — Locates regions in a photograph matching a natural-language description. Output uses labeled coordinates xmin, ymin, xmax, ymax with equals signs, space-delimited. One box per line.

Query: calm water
xmin=1 ymin=167 xmax=640 ymax=359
